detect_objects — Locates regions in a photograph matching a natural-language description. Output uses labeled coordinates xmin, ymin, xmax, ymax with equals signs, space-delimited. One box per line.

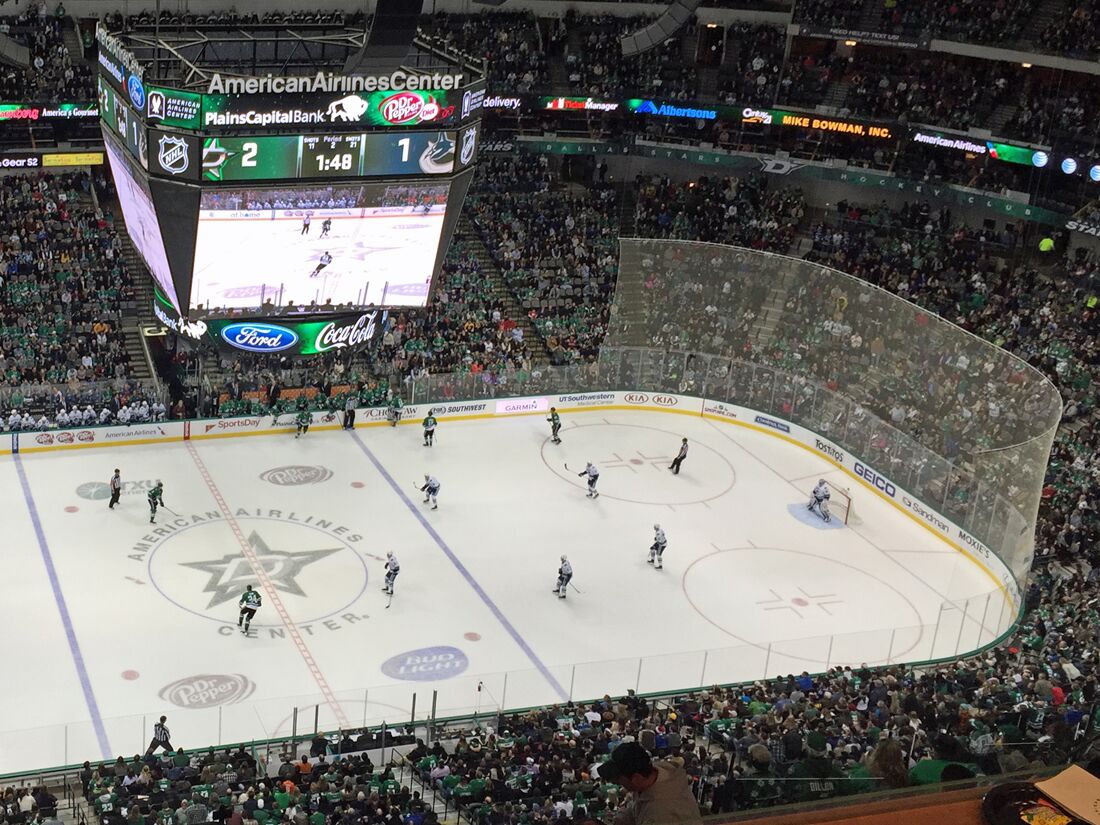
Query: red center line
xmin=185 ymin=442 xmax=349 ymax=730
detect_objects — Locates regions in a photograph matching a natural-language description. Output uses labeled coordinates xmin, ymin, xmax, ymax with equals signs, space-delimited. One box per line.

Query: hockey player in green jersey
xmin=147 ymin=481 xmax=165 ymax=524
xmin=295 ymin=409 xmax=311 ymax=438
xmin=238 ymin=585 xmax=262 ymax=634
xmin=546 ymin=407 xmax=562 ymax=444
xmin=388 ymin=393 xmax=404 ymax=427
xmin=422 ymin=410 xmax=437 ymax=446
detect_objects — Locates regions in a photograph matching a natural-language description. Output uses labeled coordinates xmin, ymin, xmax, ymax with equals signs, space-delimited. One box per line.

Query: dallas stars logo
xmin=202 ymin=137 xmax=239 ymax=181
xmin=182 ymin=530 xmax=340 ymax=608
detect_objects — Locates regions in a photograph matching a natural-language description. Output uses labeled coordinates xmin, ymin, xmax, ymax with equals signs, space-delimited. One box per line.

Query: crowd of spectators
xmin=0 ymin=4 xmax=94 ymax=102
xmin=558 ymin=13 xmax=698 ymax=101
xmin=634 ymin=173 xmax=805 ymax=251
xmin=0 ymin=170 xmax=160 ymax=431
xmin=465 ymin=155 xmax=619 ymax=366
xmin=716 ymin=24 xmax=786 ymax=106
xmin=74 ymin=742 xmax=439 ymax=825
xmin=419 ymin=12 xmax=547 ymax=94
xmin=1002 ymin=72 xmax=1100 ymax=146
xmin=1038 ymin=0 xmax=1099 ymax=59
xmin=414 ymin=654 xmax=1096 ymax=822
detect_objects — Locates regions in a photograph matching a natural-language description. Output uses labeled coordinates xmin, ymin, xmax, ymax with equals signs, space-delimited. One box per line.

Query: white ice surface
xmin=0 ymin=409 xmax=1007 ymax=772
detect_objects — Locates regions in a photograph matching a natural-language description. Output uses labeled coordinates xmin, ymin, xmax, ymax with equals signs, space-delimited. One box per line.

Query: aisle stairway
xmin=456 ymin=215 xmax=551 ymax=365
xmin=78 ymin=192 xmax=155 ymax=384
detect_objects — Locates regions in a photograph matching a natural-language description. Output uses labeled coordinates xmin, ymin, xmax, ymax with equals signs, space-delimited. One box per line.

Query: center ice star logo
xmin=182 ymin=530 xmax=341 ymax=609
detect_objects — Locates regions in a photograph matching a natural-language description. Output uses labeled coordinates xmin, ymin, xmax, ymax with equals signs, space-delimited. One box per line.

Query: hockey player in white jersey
xmin=553 ymin=555 xmax=573 ymax=599
xmin=382 ymin=551 xmax=400 ymax=595
xmin=420 ymin=474 xmax=440 ymax=510
xmin=578 ymin=462 xmax=600 ymax=498
xmin=808 ymin=479 xmax=832 ymax=522
xmin=648 ymin=524 xmax=668 ymax=569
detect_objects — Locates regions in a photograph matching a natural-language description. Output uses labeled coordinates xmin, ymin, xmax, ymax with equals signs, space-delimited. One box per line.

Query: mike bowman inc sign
xmin=206 ymin=310 xmax=390 ymax=356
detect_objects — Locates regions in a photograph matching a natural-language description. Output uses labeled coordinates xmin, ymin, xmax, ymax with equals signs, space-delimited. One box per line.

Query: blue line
xmin=348 ymin=432 xmax=569 ymax=701
xmin=13 ymin=454 xmax=111 ymax=759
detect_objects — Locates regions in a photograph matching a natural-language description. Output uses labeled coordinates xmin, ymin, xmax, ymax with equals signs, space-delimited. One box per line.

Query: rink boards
xmin=0 ymin=390 xmax=1024 ymax=774
xmin=3 ymin=390 xmax=1018 ymax=612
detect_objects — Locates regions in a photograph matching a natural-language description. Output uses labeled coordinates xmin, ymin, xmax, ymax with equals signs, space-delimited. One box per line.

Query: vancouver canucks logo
xmin=182 ymin=531 xmax=341 ymax=609
xmin=418 ymin=132 xmax=455 ymax=174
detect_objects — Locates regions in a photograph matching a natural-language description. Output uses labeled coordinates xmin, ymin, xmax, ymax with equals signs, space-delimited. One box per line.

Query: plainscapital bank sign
xmin=206 ymin=310 xmax=390 ymax=356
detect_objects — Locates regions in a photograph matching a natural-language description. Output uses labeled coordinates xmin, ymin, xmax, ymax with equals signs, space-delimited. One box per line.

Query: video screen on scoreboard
xmin=102 ymin=131 xmax=182 ymax=313
xmin=189 ymin=181 xmax=449 ymax=312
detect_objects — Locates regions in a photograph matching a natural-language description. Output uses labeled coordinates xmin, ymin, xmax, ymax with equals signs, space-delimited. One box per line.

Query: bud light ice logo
xmin=221 ymin=322 xmax=299 ymax=353
xmin=381 ymin=646 xmax=468 ymax=682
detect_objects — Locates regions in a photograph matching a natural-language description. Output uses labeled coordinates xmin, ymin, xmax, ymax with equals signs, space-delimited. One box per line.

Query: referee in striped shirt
xmin=145 ymin=715 xmax=173 ymax=755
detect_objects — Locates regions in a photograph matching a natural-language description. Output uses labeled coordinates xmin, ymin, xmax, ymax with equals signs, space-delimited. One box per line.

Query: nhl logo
xmin=158 ymin=135 xmax=189 ymax=174
xmin=460 ymin=126 xmax=477 ymax=166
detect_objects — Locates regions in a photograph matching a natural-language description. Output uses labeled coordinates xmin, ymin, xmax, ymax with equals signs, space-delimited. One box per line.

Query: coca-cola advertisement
xmin=205 ymin=309 xmax=390 ymax=357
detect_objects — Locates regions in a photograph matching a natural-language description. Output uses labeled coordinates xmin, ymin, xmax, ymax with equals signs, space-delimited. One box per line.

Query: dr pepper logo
xmin=380 ymin=92 xmax=438 ymax=125
xmin=624 ymin=393 xmax=649 ymax=404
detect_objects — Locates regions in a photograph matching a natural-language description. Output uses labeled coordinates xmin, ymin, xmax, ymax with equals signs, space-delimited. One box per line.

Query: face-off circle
xmin=147 ymin=516 xmax=369 ymax=627
xmin=540 ymin=422 xmax=736 ymax=505
xmin=683 ymin=547 xmax=925 ymax=666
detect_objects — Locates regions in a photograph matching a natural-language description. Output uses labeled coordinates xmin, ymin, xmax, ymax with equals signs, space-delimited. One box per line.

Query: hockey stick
xmin=563 ymin=462 xmax=571 ymax=472
xmin=162 ymin=504 xmax=177 ymax=516
xmin=569 ymin=581 xmax=582 ymax=595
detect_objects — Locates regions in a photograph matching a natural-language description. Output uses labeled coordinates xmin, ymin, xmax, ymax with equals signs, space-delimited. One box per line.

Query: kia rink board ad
xmin=189 ymin=181 xmax=450 ymax=312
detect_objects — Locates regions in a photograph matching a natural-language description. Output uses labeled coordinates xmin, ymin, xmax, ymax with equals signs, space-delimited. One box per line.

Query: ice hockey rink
xmin=0 ymin=407 xmax=1010 ymax=772
xmin=189 ymin=205 xmax=446 ymax=311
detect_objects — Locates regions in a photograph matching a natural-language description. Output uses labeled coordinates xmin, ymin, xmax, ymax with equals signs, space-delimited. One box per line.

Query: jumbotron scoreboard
xmin=97 ymin=25 xmax=484 ymax=356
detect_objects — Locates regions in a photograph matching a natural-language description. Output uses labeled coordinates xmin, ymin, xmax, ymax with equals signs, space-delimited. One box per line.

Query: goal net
xmin=824 ymin=481 xmax=856 ymax=525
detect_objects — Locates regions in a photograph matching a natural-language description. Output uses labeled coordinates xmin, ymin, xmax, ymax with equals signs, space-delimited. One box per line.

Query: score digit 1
xmin=397 ymin=137 xmax=410 ymax=162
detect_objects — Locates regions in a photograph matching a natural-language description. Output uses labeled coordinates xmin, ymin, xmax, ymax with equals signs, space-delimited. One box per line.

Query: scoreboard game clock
xmin=200 ymin=130 xmax=459 ymax=182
